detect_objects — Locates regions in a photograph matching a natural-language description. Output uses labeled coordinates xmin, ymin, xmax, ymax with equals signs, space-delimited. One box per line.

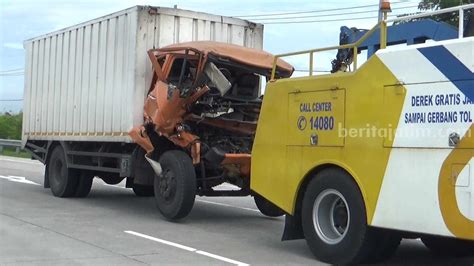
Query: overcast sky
xmin=0 ymin=0 xmax=420 ymax=112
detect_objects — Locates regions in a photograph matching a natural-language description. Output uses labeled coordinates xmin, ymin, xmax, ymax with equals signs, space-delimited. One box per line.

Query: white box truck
xmin=22 ymin=6 xmax=266 ymax=198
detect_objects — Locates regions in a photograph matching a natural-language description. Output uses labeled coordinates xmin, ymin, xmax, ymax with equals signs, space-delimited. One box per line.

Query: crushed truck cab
xmin=252 ymin=33 xmax=474 ymax=265
xmin=128 ymin=41 xmax=294 ymax=219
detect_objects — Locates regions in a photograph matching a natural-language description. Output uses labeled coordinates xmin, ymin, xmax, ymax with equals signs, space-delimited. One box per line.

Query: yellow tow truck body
xmin=250 ymin=4 xmax=474 ymax=264
xmin=252 ymin=55 xmax=403 ymax=224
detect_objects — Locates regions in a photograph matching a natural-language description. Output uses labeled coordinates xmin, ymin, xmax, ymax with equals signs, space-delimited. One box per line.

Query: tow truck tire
xmin=154 ymin=150 xmax=196 ymax=220
xmin=254 ymin=195 xmax=285 ymax=217
xmin=133 ymin=184 xmax=154 ymax=197
xmin=48 ymin=145 xmax=79 ymax=198
xmin=421 ymin=235 xmax=474 ymax=256
xmin=75 ymin=171 xmax=93 ymax=197
xmin=301 ymin=168 xmax=377 ymax=265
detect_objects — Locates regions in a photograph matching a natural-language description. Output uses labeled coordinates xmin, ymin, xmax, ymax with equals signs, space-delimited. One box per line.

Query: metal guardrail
xmin=0 ymin=139 xmax=22 ymax=154
xmin=270 ymin=3 xmax=474 ymax=80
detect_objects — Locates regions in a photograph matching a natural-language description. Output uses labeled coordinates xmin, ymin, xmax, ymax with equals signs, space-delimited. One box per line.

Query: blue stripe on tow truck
xmin=418 ymin=45 xmax=474 ymax=101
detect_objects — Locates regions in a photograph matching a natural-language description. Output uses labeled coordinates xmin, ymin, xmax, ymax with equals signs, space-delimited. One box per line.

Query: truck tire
xmin=154 ymin=150 xmax=196 ymax=220
xmin=75 ymin=171 xmax=93 ymax=198
xmin=133 ymin=184 xmax=154 ymax=197
xmin=47 ymin=145 xmax=79 ymax=197
xmin=301 ymin=168 xmax=377 ymax=265
xmin=254 ymin=194 xmax=285 ymax=217
xmin=422 ymin=235 xmax=474 ymax=256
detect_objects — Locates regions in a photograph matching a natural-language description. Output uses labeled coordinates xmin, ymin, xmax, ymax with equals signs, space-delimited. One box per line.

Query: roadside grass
xmin=1 ymin=147 xmax=31 ymax=159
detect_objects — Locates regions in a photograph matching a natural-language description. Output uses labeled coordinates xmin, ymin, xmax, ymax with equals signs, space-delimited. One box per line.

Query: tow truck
xmin=251 ymin=3 xmax=474 ymax=264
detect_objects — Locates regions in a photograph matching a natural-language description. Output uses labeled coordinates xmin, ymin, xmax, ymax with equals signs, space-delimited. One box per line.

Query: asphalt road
xmin=1 ymin=155 xmax=473 ymax=265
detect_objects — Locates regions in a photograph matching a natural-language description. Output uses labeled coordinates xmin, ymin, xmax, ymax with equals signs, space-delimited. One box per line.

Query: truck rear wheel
xmin=422 ymin=235 xmax=474 ymax=256
xmin=301 ymin=168 xmax=377 ymax=264
xmin=154 ymin=150 xmax=196 ymax=220
xmin=47 ymin=145 xmax=79 ymax=197
xmin=254 ymin=195 xmax=285 ymax=217
xmin=75 ymin=171 xmax=93 ymax=197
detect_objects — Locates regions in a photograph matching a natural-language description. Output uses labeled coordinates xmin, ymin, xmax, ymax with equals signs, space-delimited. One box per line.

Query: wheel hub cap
xmin=159 ymin=169 xmax=176 ymax=201
xmin=312 ymin=189 xmax=350 ymax=245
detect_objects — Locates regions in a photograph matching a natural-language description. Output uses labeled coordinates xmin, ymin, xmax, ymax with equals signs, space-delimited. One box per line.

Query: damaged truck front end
xmin=129 ymin=41 xmax=293 ymax=219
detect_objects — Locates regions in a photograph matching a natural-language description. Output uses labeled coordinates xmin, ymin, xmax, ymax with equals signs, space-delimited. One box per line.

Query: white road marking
xmin=125 ymin=230 xmax=249 ymax=266
xmin=213 ymin=183 xmax=240 ymax=190
xmin=196 ymin=250 xmax=249 ymax=266
xmin=0 ymin=175 xmax=40 ymax=186
xmin=196 ymin=199 xmax=259 ymax=213
xmin=124 ymin=231 xmax=196 ymax=252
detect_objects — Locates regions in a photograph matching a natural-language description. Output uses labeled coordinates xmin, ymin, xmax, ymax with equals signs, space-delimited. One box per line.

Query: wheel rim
xmin=159 ymin=168 xmax=177 ymax=202
xmin=312 ymin=189 xmax=350 ymax=245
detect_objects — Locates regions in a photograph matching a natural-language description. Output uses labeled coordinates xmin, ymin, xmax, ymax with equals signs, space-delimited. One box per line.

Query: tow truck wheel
xmin=75 ymin=171 xmax=93 ymax=197
xmin=254 ymin=195 xmax=285 ymax=217
xmin=47 ymin=145 xmax=79 ymax=197
xmin=301 ymin=168 xmax=377 ymax=265
xmin=422 ymin=235 xmax=474 ymax=256
xmin=154 ymin=150 xmax=196 ymax=220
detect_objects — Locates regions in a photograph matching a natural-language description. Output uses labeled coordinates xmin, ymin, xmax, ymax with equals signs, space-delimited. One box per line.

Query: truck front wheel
xmin=154 ymin=150 xmax=196 ymax=220
xmin=47 ymin=145 xmax=79 ymax=197
xmin=301 ymin=168 xmax=377 ymax=264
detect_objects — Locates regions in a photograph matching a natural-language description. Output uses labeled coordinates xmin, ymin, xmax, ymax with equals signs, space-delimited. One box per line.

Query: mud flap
xmin=282 ymin=214 xmax=304 ymax=241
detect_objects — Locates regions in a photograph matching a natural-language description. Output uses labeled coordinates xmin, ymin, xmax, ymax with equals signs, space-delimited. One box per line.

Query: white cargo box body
xmin=22 ymin=6 xmax=263 ymax=144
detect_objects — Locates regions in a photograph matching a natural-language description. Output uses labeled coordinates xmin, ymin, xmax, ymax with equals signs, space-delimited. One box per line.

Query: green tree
xmin=0 ymin=112 xmax=23 ymax=140
xmin=419 ymin=0 xmax=472 ymax=10
xmin=418 ymin=0 xmax=473 ymax=36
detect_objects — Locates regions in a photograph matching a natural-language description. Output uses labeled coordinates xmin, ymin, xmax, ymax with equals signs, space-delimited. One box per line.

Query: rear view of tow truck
xmin=251 ymin=3 xmax=474 ymax=264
